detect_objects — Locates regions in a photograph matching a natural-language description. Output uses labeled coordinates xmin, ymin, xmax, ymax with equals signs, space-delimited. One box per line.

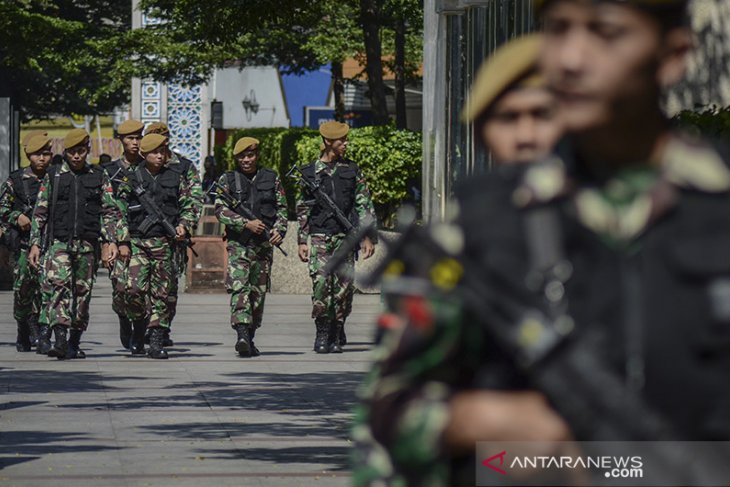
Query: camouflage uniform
xmin=29 ymin=161 xmax=124 ymax=357
xmin=164 ymin=151 xmax=203 ymax=341
xmin=296 ymin=158 xmax=377 ymax=351
xmin=354 ymin=136 xmax=730 ymax=485
xmin=0 ymin=168 xmax=45 ymax=350
xmin=117 ymin=158 xmax=202 ymax=357
xmin=214 ymin=168 xmax=288 ymax=355
xmin=101 ymin=155 xmax=143 ymax=347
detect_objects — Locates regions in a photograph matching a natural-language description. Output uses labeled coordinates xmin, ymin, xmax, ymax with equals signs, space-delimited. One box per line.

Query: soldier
xmin=296 ymin=121 xmax=377 ymax=353
xmin=100 ymin=119 xmax=145 ymax=349
xmin=355 ymin=1 xmax=730 ymax=484
xmin=213 ymin=136 xmax=288 ymax=357
xmin=143 ymin=122 xmax=203 ymax=347
xmin=28 ymin=129 xmax=124 ymax=359
xmin=352 ymin=34 xmax=562 ymax=486
xmin=0 ymin=132 xmax=52 ymax=352
xmin=462 ymin=33 xmax=562 ymax=165
xmin=118 ymin=133 xmax=202 ymax=359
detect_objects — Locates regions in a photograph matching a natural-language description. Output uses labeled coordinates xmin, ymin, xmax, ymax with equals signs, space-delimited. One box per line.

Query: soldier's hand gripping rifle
xmin=209 ymin=181 xmax=287 ymax=256
xmin=287 ymin=163 xmax=362 ymax=259
xmin=348 ymin=208 xmax=729 ymax=486
xmin=114 ymin=176 xmax=199 ymax=260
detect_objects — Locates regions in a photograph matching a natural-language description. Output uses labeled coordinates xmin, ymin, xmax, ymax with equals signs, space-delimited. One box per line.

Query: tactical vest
xmin=224 ymin=168 xmax=278 ymax=244
xmin=49 ymin=164 xmax=104 ymax=242
xmin=6 ymin=168 xmax=43 ymax=247
xmin=455 ymin=144 xmax=730 ymax=443
xmin=128 ymin=163 xmax=182 ymax=238
xmin=101 ymin=158 xmax=137 ymax=194
xmin=301 ymin=160 xmax=358 ymax=235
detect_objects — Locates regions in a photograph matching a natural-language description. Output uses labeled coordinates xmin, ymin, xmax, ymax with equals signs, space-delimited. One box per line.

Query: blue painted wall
xmin=280 ymin=66 xmax=332 ymax=127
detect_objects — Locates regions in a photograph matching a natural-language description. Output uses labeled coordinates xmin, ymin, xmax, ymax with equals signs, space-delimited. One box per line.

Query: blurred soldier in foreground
xmin=295 ymin=121 xmax=377 ymax=353
xmin=143 ymin=122 xmax=204 ymax=347
xmin=355 ymin=1 xmax=730 ymax=484
xmin=28 ymin=129 xmax=124 ymax=359
xmin=213 ymin=136 xmax=288 ymax=357
xmin=118 ymin=134 xmax=202 ymax=359
xmin=0 ymin=132 xmax=52 ymax=352
xmin=101 ymin=119 xmax=145 ymax=349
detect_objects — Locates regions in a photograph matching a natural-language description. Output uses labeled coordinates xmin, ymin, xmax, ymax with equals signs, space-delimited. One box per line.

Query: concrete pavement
xmin=0 ymin=275 xmax=381 ymax=487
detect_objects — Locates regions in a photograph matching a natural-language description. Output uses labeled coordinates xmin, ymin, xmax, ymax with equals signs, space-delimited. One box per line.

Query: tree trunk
xmin=394 ymin=16 xmax=407 ymax=129
xmin=359 ymin=0 xmax=390 ymax=125
xmin=332 ymin=60 xmax=346 ymax=122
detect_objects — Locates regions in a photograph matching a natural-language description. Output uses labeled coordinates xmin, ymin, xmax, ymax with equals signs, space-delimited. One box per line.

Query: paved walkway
xmin=0 ymin=276 xmax=381 ymax=486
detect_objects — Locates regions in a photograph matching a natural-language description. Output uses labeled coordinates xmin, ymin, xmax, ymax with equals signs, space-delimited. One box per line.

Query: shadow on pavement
xmin=196 ymin=445 xmax=351 ymax=470
xmin=1 ymin=369 xmax=145 ymax=393
xmin=0 ymin=431 xmax=122 ymax=468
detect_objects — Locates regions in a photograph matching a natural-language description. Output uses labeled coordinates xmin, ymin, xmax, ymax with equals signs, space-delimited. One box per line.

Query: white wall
xmin=212 ymin=66 xmax=289 ymax=128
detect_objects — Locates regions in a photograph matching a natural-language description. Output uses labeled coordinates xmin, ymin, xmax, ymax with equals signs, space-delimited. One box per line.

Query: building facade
xmin=421 ymin=0 xmax=730 ymax=222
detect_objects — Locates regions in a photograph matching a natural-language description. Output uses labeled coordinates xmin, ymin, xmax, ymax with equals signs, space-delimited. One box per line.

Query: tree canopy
xmin=2 ymin=0 xmax=423 ymax=123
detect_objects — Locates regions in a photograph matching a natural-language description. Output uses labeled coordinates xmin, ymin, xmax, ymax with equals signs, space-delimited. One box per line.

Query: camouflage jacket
xmin=295 ymin=159 xmax=377 ymax=245
xmin=29 ymin=162 xmax=126 ymax=248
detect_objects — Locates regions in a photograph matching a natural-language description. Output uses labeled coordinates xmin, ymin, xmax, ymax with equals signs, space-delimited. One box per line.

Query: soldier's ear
xmin=657 ymin=26 xmax=693 ymax=89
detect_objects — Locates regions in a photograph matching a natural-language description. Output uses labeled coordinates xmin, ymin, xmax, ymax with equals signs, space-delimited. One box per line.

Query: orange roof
xmin=342 ymin=57 xmax=423 ymax=81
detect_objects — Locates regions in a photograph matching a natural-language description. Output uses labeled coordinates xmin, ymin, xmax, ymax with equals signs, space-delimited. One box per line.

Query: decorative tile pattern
xmin=141 ymin=80 xmax=162 ymax=124
xmin=136 ymin=9 xmax=205 ymax=168
xmin=167 ymin=84 xmax=203 ymax=166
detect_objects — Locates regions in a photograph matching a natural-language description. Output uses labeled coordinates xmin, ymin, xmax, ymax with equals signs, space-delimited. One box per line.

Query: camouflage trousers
xmin=40 ymin=239 xmax=98 ymax=330
xmin=109 ymin=257 xmax=130 ymax=318
xmin=126 ymin=237 xmax=176 ymax=329
xmin=12 ymin=247 xmax=42 ymax=322
xmin=226 ymin=240 xmax=272 ymax=328
xmin=308 ymin=234 xmax=354 ymax=322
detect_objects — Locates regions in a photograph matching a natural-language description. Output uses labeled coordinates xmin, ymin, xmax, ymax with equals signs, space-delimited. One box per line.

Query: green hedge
xmin=217 ymin=125 xmax=422 ymax=226
xmin=673 ymin=105 xmax=730 ymax=138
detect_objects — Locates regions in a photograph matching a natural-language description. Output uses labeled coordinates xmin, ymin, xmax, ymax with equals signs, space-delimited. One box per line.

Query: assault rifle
xmin=209 ymin=181 xmax=287 ymax=256
xmin=340 ymin=207 xmax=729 ymax=486
xmin=114 ymin=175 xmax=198 ymax=272
xmin=287 ymin=163 xmax=365 ymax=261
xmin=287 ymin=163 xmax=354 ymax=233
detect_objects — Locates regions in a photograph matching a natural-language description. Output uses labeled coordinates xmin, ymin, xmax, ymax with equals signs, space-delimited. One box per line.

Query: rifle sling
xmin=46 ymin=169 xmax=61 ymax=248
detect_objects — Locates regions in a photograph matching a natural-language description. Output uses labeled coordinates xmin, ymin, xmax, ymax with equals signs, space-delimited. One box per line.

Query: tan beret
xmin=140 ymin=133 xmax=168 ymax=153
xmin=118 ymin=119 xmax=145 ymax=136
xmin=145 ymin=121 xmax=170 ymax=136
xmin=319 ymin=121 xmax=349 ymax=140
xmin=462 ymin=34 xmax=544 ymax=123
xmin=24 ymin=134 xmax=52 ymax=154
xmin=22 ymin=130 xmax=49 ymax=146
xmin=233 ymin=137 xmax=260 ymax=155
xmin=64 ymin=128 xmax=90 ymax=150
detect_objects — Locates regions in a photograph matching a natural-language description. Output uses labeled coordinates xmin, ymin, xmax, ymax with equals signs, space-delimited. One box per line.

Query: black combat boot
xmin=247 ymin=324 xmax=260 ymax=357
xmin=16 ymin=320 xmax=31 ymax=352
xmin=67 ymin=329 xmax=86 ymax=359
xmin=162 ymin=328 xmax=174 ymax=347
xmin=28 ymin=315 xmax=40 ymax=348
xmin=119 ymin=316 xmax=132 ymax=349
xmin=47 ymin=325 xmax=68 ymax=359
xmin=314 ymin=319 xmax=330 ymax=354
xmin=36 ymin=324 xmax=52 ymax=354
xmin=339 ymin=322 xmax=347 ymax=346
xmin=130 ymin=320 xmax=147 ymax=355
xmin=147 ymin=328 xmax=168 ymax=359
xmin=233 ymin=324 xmax=252 ymax=357
xmin=329 ymin=321 xmax=344 ymax=353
